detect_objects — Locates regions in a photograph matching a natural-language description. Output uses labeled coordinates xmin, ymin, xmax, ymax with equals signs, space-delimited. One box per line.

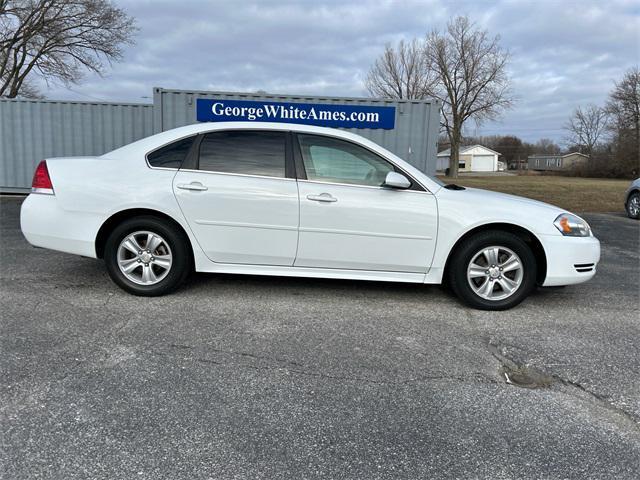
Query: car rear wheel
xmin=626 ymin=192 xmax=640 ymax=219
xmin=104 ymin=216 xmax=191 ymax=296
xmin=448 ymin=230 xmax=537 ymax=310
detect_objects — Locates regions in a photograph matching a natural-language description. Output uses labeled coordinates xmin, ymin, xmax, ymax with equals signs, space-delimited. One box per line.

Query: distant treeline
xmin=439 ymin=67 xmax=640 ymax=179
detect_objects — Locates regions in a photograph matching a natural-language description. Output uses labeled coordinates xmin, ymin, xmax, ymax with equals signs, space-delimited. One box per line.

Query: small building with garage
xmin=436 ymin=145 xmax=501 ymax=173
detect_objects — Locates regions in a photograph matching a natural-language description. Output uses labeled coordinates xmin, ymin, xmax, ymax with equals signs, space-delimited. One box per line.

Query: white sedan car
xmin=21 ymin=122 xmax=600 ymax=310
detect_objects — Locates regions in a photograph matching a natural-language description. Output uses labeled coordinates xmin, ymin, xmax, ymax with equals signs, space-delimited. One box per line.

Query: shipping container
xmin=0 ymin=88 xmax=439 ymax=193
xmin=0 ymin=99 xmax=153 ymax=192
xmin=153 ymin=87 xmax=440 ymax=175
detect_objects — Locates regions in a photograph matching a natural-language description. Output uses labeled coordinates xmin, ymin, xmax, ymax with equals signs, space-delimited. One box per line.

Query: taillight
xmin=31 ymin=160 xmax=54 ymax=194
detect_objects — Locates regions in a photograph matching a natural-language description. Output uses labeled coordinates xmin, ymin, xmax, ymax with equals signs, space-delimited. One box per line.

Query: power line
xmin=63 ymin=87 xmax=110 ymax=102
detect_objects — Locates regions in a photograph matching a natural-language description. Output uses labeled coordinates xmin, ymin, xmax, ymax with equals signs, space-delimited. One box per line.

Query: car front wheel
xmin=626 ymin=192 xmax=640 ymax=219
xmin=448 ymin=230 xmax=537 ymax=310
xmin=104 ymin=216 xmax=191 ymax=296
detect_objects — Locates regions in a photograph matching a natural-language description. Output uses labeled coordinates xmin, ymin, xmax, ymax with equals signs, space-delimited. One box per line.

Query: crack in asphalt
xmin=3 ymin=276 xmax=639 ymax=431
xmin=149 ymin=342 xmax=501 ymax=387
xmin=163 ymin=343 xmax=306 ymax=368
xmin=553 ymin=376 xmax=640 ymax=428
xmin=488 ymin=339 xmax=640 ymax=429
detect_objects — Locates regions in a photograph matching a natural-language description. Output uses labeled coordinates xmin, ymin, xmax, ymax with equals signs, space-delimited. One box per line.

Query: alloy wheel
xmin=467 ymin=246 xmax=524 ymax=301
xmin=629 ymin=195 xmax=640 ymax=217
xmin=117 ymin=230 xmax=173 ymax=285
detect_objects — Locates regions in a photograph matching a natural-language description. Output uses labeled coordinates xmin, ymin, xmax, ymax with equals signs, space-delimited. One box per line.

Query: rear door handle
xmin=177 ymin=182 xmax=208 ymax=191
xmin=307 ymin=193 xmax=337 ymax=203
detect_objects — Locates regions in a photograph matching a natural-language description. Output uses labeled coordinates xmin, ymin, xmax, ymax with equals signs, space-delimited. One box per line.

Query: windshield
xmin=428 ymin=175 xmax=446 ymax=187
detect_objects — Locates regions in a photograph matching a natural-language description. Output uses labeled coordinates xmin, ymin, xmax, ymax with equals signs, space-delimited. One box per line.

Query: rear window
xmin=147 ymin=136 xmax=195 ymax=169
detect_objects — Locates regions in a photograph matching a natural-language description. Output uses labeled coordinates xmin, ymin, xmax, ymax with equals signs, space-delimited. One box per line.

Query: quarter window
xmin=297 ymin=134 xmax=394 ymax=187
xmin=198 ymin=130 xmax=286 ymax=178
xmin=147 ymin=136 xmax=195 ymax=169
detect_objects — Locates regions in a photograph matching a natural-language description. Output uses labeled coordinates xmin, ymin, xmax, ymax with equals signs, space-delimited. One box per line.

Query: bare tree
xmin=425 ymin=16 xmax=513 ymax=177
xmin=533 ymin=138 xmax=561 ymax=155
xmin=0 ymin=0 xmax=136 ymax=98
xmin=365 ymin=39 xmax=437 ymax=99
xmin=607 ymin=67 xmax=640 ymax=138
xmin=564 ymin=104 xmax=609 ymax=155
xmin=605 ymin=66 xmax=640 ymax=174
xmin=366 ymin=17 xmax=513 ymax=178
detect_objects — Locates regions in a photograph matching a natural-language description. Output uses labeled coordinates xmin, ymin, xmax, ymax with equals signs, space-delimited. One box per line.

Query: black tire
xmin=104 ymin=216 xmax=192 ymax=296
xmin=447 ymin=230 xmax=537 ymax=310
xmin=626 ymin=191 xmax=640 ymax=219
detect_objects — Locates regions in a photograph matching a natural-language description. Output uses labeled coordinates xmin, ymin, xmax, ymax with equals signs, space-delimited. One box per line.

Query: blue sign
xmin=196 ymin=98 xmax=395 ymax=129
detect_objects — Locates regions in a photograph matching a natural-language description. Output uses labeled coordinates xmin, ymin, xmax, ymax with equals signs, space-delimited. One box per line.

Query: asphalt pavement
xmin=1 ymin=196 xmax=639 ymax=479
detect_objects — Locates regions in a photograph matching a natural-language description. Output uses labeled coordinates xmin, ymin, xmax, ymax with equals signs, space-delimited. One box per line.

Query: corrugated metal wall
xmin=0 ymin=90 xmax=440 ymax=193
xmin=0 ymin=99 xmax=153 ymax=192
xmin=153 ymin=88 xmax=440 ymax=175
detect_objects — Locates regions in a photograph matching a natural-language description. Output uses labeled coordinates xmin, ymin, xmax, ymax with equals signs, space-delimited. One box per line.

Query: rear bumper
xmin=20 ymin=194 xmax=100 ymax=258
xmin=540 ymin=234 xmax=600 ymax=286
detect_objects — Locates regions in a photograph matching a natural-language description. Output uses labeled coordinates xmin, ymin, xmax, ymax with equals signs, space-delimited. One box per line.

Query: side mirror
xmin=383 ymin=171 xmax=411 ymax=189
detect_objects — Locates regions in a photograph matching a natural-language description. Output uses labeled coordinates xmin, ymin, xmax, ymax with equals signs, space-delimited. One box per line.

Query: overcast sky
xmin=39 ymin=0 xmax=639 ymax=142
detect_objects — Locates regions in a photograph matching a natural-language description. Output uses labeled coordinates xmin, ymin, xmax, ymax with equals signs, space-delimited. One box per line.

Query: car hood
xmin=451 ymin=187 xmax=567 ymax=213
xmin=434 ymin=186 xmax=573 ymax=236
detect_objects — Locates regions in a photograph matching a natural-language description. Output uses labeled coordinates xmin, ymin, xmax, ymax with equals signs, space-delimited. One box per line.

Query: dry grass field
xmin=438 ymin=175 xmax=630 ymax=213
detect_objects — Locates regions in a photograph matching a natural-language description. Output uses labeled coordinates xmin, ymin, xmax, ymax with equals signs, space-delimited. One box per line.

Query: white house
xmin=437 ymin=145 xmax=501 ymax=172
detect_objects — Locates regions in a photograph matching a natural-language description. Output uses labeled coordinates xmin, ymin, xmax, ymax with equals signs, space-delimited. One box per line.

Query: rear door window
xmin=198 ymin=130 xmax=286 ymax=178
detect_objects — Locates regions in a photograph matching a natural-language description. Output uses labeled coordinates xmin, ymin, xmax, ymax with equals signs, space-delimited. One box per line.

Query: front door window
xmin=297 ymin=134 xmax=394 ymax=187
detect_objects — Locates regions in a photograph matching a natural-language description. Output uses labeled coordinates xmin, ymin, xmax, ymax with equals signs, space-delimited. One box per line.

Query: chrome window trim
xmin=147 ymin=165 xmax=181 ymax=172
xmin=176 ymin=168 xmax=296 ymax=182
xmin=297 ymin=178 xmax=432 ymax=194
xmin=173 ymin=170 xmax=428 ymax=189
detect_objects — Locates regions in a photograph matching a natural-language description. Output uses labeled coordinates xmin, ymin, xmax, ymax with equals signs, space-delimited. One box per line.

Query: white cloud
xmin=37 ymin=0 xmax=639 ymax=142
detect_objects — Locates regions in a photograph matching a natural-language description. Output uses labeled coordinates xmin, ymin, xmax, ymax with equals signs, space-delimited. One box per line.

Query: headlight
xmin=553 ymin=213 xmax=591 ymax=237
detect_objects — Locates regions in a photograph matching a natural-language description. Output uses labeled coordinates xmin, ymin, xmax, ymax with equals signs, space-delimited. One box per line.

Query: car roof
xmin=102 ymin=122 xmax=441 ymax=192
xmin=105 ymin=122 xmax=383 ymax=155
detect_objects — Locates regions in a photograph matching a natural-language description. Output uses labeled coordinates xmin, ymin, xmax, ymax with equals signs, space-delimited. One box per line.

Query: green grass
xmin=437 ymin=175 xmax=629 ymax=213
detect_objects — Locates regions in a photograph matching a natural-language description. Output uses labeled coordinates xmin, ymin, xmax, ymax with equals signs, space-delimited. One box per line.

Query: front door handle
xmin=177 ymin=182 xmax=208 ymax=191
xmin=307 ymin=193 xmax=337 ymax=203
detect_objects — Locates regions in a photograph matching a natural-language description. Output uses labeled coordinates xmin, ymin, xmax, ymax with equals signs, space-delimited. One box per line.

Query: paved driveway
xmin=1 ymin=197 xmax=639 ymax=479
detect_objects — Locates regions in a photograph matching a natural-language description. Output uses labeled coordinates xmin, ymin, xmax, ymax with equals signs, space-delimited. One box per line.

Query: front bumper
xmin=540 ymin=234 xmax=601 ymax=286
